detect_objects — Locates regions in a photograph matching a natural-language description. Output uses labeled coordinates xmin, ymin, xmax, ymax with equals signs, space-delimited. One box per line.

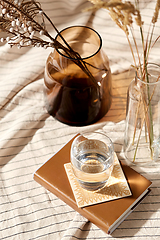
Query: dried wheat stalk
xmin=85 ymin=0 xmax=160 ymax=161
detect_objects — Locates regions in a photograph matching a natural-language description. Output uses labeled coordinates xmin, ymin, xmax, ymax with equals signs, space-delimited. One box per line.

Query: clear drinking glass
xmin=70 ymin=131 xmax=114 ymax=191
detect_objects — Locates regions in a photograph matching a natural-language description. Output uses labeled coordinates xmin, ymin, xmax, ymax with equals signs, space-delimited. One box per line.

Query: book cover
xmin=33 ymin=135 xmax=152 ymax=234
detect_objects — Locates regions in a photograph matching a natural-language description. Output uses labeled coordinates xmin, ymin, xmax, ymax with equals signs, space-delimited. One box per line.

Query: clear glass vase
xmin=124 ymin=63 xmax=160 ymax=165
xmin=44 ymin=26 xmax=112 ymax=126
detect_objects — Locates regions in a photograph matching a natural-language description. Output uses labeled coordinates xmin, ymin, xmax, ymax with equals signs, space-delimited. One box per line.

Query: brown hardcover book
xmin=33 ymin=135 xmax=152 ymax=234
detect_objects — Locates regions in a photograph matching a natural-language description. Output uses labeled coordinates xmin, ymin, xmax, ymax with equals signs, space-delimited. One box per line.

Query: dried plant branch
xmin=85 ymin=0 xmax=160 ymax=161
xmin=0 ymin=0 xmax=57 ymax=48
xmin=133 ymin=73 xmax=160 ymax=162
xmin=85 ymin=0 xmax=160 ymax=72
xmin=0 ymin=0 xmax=101 ymax=89
xmin=84 ymin=0 xmax=144 ymax=71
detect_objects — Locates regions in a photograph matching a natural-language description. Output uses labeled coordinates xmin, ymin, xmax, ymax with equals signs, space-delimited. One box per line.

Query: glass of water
xmin=70 ymin=131 xmax=114 ymax=191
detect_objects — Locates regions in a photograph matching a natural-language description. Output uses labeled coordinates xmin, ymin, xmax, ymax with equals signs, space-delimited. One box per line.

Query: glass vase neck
xmin=55 ymin=25 xmax=102 ymax=60
xmin=135 ymin=63 xmax=160 ymax=86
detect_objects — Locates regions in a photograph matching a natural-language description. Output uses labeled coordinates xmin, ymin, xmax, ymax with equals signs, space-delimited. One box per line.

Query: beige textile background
xmin=0 ymin=0 xmax=160 ymax=239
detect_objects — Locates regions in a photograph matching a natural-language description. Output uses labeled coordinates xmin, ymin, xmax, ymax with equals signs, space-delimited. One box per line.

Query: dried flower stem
xmin=133 ymin=73 xmax=160 ymax=162
xmin=85 ymin=0 xmax=144 ymax=74
xmin=86 ymin=0 xmax=160 ymax=161
xmin=0 ymin=0 xmax=101 ymax=89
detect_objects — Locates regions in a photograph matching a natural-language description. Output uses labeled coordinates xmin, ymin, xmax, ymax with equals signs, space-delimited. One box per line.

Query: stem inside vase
xmin=124 ymin=63 xmax=160 ymax=165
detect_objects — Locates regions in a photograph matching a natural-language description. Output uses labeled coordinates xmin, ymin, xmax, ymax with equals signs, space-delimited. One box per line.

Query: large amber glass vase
xmin=44 ymin=26 xmax=112 ymax=126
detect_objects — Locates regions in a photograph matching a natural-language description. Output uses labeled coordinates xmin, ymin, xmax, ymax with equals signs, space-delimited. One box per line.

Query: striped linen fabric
xmin=0 ymin=0 xmax=160 ymax=239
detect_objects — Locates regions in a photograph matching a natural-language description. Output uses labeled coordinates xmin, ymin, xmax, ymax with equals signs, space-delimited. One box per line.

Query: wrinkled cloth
xmin=0 ymin=1 xmax=160 ymax=239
